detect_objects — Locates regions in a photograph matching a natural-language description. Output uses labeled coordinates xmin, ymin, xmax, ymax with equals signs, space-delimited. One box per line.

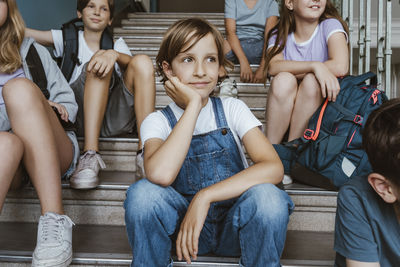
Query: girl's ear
xmin=77 ymin=11 xmax=82 ymax=19
xmin=368 ymin=173 xmax=398 ymax=203
xmin=162 ymin=61 xmax=173 ymax=79
xmin=108 ymin=18 xmax=113 ymax=26
xmin=285 ymin=0 xmax=293 ymax=10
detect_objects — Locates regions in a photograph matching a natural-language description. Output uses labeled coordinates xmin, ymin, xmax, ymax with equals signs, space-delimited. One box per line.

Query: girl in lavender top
xmin=264 ymin=0 xmax=349 ymax=144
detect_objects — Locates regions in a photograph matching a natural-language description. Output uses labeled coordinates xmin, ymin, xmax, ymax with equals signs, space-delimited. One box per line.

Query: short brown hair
xmin=363 ymin=98 xmax=400 ymax=186
xmin=156 ymin=18 xmax=232 ymax=83
xmin=77 ymin=0 xmax=114 ymax=19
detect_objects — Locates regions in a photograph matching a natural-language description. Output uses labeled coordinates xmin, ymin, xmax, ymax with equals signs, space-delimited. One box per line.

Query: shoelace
xmin=78 ymin=151 xmax=106 ymax=171
xmin=39 ymin=213 xmax=74 ymax=246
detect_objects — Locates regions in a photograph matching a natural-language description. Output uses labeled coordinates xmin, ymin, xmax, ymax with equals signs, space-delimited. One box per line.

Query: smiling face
xmin=78 ymin=0 xmax=111 ymax=32
xmin=164 ymin=33 xmax=224 ymax=101
xmin=286 ymin=0 xmax=327 ymax=22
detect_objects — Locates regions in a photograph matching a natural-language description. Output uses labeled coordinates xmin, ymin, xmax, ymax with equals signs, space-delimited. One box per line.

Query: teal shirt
xmin=334 ymin=176 xmax=400 ymax=266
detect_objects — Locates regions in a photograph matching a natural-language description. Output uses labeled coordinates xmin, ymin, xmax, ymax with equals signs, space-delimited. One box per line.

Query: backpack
xmin=26 ymin=43 xmax=76 ymax=131
xmin=58 ymin=18 xmax=114 ymax=82
xmin=274 ymin=72 xmax=388 ymax=190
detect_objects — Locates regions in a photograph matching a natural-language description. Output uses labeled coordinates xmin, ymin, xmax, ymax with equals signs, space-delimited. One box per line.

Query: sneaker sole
xmin=32 ymin=251 xmax=72 ymax=267
xmin=69 ymin=179 xmax=99 ymax=189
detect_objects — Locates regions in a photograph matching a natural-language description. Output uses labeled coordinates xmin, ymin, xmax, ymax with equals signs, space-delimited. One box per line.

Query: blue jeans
xmin=124 ymin=179 xmax=294 ymax=267
xmin=225 ymin=38 xmax=264 ymax=65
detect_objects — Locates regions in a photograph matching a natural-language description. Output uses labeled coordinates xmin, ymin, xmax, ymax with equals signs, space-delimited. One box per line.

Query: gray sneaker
xmin=32 ymin=212 xmax=74 ymax=267
xmin=218 ymin=78 xmax=238 ymax=98
xmin=135 ymin=149 xmax=145 ymax=180
xmin=69 ymin=150 xmax=106 ymax=189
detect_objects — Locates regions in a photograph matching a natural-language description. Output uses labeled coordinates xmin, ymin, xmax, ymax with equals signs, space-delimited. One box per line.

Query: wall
xmin=16 ymin=0 xmax=131 ymax=30
xmin=17 ymin=0 xmax=75 ymax=29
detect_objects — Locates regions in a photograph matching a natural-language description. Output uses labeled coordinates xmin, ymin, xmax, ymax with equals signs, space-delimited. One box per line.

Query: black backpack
xmin=26 ymin=44 xmax=75 ymax=131
xmin=58 ymin=18 xmax=114 ymax=82
xmin=274 ymin=72 xmax=388 ymax=190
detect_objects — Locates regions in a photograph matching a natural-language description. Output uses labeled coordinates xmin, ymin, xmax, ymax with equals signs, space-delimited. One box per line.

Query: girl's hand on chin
xmin=164 ymin=75 xmax=201 ymax=109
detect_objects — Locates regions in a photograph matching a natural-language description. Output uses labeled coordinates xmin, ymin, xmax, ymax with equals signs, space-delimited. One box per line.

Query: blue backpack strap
xmin=339 ymin=71 xmax=376 ymax=89
xmin=59 ymin=18 xmax=81 ymax=82
xmin=210 ymin=97 xmax=228 ymax=128
xmin=161 ymin=106 xmax=177 ymax=129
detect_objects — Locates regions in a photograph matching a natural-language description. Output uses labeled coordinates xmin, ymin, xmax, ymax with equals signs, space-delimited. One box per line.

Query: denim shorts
xmin=225 ymin=38 xmax=264 ymax=64
xmin=63 ymin=130 xmax=79 ymax=178
xmin=70 ymin=63 xmax=136 ymax=137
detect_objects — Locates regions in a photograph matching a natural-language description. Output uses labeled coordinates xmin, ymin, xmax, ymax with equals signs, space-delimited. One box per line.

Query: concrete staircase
xmin=0 ymin=12 xmax=337 ymax=266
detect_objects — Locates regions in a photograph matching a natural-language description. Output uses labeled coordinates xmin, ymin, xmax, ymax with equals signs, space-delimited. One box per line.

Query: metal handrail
xmin=340 ymin=0 xmax=392 ymax=96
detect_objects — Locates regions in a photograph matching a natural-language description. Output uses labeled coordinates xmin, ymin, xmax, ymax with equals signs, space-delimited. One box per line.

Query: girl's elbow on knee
xmin=335 ymin=64 xmax=349 ymax=77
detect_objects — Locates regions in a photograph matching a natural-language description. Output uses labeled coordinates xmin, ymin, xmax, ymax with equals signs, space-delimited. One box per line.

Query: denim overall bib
xmin=161 ymin=97 xmax=244 ymax=221
xmin=125 ymin=97 xmax=293 ymax=266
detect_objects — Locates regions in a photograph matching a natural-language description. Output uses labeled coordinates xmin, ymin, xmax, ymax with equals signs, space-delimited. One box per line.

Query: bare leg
xmin=83 ymin=70 xmax=113 ymax=152
xmin=3 ymin=78 xmax=73 ymax=215
xmin=0 ymin=132 xmax=24 ymax=212
xmin=288 ymin=73 xmax=323 ymax=141
xmin=265 ymin=72 xmax=298 ymax=144
xmin=123 ymin=54 xmax=155 ymax=149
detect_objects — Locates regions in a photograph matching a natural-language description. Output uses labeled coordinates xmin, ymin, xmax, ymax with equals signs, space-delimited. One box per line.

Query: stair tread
xmin=0 ymin=222 xmax=334 ymax=266
xmin=56 ymin=170 xmax=337 ymax=195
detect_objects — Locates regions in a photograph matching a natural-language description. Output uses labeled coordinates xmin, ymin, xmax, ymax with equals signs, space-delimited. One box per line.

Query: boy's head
xmin=156 ymin=18 xmax=232 ymax=83
xmin=77 ymin=0 xmax=114 ymax=24
xmin=363 ymin=98 xmax=400 ymax=203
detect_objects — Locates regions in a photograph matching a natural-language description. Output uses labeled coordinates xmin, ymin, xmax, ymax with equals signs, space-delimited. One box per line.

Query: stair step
xmin=126 ymin=12 xmax=224 ymax=20
xmin=0 ymin=222 xmax=334 ymax=266
xmin=121 ymin=18 xmax=225 ymax=27
xmin=4 ymin=170 xmax=337 ymax=231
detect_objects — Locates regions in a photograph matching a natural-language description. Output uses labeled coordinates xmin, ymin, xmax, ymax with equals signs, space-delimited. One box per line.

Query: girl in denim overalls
xmin=124 ymin=18 xmax=294 ymax=267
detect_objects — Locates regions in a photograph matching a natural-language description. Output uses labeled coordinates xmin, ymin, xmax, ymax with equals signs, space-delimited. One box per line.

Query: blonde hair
xmin=264 ymin=0 xmax=349 ymax=75
xmin=0 ymin=0 xmax=25 ymax=74
xmin=156 ymin=18 xmax=233 ymax=83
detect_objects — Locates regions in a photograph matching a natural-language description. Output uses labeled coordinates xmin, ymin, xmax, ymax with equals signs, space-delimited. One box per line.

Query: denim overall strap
xmin=161 ymin=105 xmax=178 ymax=129
xmin=210 ymin=97 xmax=228 ymax=128
xmin=161 ymin=98 xmax=224 ymax=129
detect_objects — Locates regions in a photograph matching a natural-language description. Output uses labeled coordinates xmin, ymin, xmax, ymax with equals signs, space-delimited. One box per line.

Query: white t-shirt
xmin=51 ymin=29 xmax=132 ymax=84
xmin=141 ymin=97 xmax=262 ymax=168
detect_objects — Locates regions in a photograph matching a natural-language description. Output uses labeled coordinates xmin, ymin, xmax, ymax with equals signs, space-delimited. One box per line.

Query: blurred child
xmin=0 ymin=0 xmax=78 ymax=266
xmin=264 ymin=0 xmax=349 ymax=144
xmin=124 ymin=18 xmax=294 ymax=266
xmin=26 ymin=0 xmax=155 ymax=189
xmin=334 ymin=98 xmax=400 ymax=267
xmin=224 ymin=0 xmax=279 ymax=83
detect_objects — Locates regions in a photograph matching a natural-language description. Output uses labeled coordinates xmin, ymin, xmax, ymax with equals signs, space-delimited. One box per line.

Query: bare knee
xmin=2 ymin=78 xmax=42 ymax=110
xmin=269 ymin=72 xmax=297 ymax=100
xmin=128 ymin=54 xmax=154 ymax=77
xmin=0 ymin=132 xmax=24 ymax=156
xmin=298 ymin=73 xmax=322 ymax=100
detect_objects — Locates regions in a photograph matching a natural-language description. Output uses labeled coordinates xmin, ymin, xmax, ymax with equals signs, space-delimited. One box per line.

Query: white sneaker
xmin=32 ymin=212 xmax=74 ymax=267
xmin=135 ymin=149 xmax=145 ymax=180
xmin=218 ymin=78 xmax=238 ymax=98
xmin=283 ymin=174 xmax=293 ymax=185
xmin=69 ymin=150 xmax=106 ymax=189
